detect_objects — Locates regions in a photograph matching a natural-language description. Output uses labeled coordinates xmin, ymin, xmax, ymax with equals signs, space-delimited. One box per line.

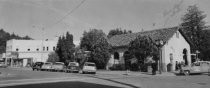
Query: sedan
xmin=0 ymin=62 xmax=7 ymax=68
xmin=32 ymin=62 xmax=44 ymax=71
xmin=181 ymin=61 xmax=210 ymax=75
xmin=66 ymin=62 xmax=80 ymax=73
xmin=81 ymin=62 xmax=96 ymax=74
xmin=52 ymin=62 xmax=65 ymax=72
xmin=41 ymin=62 xmax=53 ymax=71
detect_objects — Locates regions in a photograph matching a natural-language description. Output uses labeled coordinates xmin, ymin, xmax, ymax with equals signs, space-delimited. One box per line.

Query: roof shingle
xmin=108 ymin=27 xmax=178 ymax=47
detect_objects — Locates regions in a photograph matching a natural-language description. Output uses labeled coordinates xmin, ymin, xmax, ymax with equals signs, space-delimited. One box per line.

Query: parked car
xmin=41 ymin=62 xmax=53 ymax=71
xmin=0 ymin=62 xmax=7 ymax=68
xmin=66 ymin=62 xmax=80 ymax=73
xmin=81 ymin=62 xmax=96 ymax=74
xmin=52 ymin=62 xmax=65 ymax=72
xmin=181 ymin=61 xmax=210 ymax=75
xmin=32 ymin=62 xmax=44 ymax=71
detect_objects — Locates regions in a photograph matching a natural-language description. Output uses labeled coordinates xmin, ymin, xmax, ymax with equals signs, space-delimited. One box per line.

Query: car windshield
xmin=85 ymin=63 xmax=95 ymax=66
xmin=36 ymin=62 xmax=43 ymax=65
xmin=45 ymin=63 xmax=51 ymax=65
xmin=69 ymin=63 xmax=77 ymax=66
xmin=54 ymin=63 xmax=63 ymax=65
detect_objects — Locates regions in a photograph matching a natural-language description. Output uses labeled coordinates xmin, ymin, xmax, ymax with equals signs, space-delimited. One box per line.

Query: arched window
xmin=114 ymin=52 xmax=119 ymax=60
xmin=183 ymin=48 xmax=188 ymax=65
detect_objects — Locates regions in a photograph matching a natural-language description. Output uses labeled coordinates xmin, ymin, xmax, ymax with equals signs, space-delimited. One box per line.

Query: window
xmin=16 ymin=48 xmax=19 ymax=51
xmin=176 ymin=32 xmax=179 ymax=38
xmin=53 ymin=46 xmax=56 ymax=51
xmin=47 ymin=47 xmax=49 ymax=51
xmin=114 ymin=52 xmax=119 ymax=60
xmin=28 ymin=49 xmax=30 ymax=51
xmin=36 ymin=48 xmax=39 ymax=51
xmin=194 ymin=62 xmax=200 ymax=66
xmin=43 ymin=47 xmax=45 ymax=51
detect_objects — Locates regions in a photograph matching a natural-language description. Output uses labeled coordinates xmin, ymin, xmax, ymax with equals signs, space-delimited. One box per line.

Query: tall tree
xmin=47 ymin=52 xmax=59 ymax=63
xmin=180 ymin=5 xmax=206 ymax=56
xmin=80 ymin=29 xmax=111 ymax=69
xmin=107 ymin=28 xmax=132 ymax=38
xmin=56 ymin=32 xmax=75 ymax=64
xmin=181 ymin=5 xmax=206 ymax=49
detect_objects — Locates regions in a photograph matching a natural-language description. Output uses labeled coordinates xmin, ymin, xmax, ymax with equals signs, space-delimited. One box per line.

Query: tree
xmin=80 ymin=29 xmax=111 ymax=69
xmin=47 ymin=52 xmax=59 ymax=63
xmin=128 ymin=35 xmax=158 ymax=71
xmin=107 ymin=28 xmax=132 ymax=38
xmin=180 ymin=5 xmax=206 ymax=59
xmin=56 ymin=32 xmax=75 ymax=64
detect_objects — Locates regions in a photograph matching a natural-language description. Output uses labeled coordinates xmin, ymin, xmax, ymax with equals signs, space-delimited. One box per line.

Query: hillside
xmin=0 ymin=29 xmax=32 ymax=54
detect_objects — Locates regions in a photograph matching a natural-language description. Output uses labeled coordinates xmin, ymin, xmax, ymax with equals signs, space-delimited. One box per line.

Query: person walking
xmin=151 ymin=61 xmax=157 ymax=75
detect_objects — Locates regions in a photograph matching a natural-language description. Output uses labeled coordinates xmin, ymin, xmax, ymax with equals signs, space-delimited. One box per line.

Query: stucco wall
xmin=108 ymin=48 xmax=128 ymax=68
xmin=162 ymin=31 xmax=191 ymax=71
xmin=6 ymin=39 xmax=57 ymax=67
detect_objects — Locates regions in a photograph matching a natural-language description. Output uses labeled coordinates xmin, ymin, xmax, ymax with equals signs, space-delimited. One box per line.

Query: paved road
xmin=1 ymin=68 xmax=210 ymax=88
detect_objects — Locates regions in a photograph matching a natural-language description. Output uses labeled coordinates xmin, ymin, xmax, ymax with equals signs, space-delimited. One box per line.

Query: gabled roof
xmin=108 ymin=27 xmax=185 ymax=48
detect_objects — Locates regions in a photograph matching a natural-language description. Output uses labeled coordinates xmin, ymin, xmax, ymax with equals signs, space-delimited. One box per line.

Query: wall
xmin=5 ymin=39 xmax=57 ymax=67
xmin=107 ymin=47 xmax=128 ymax=68
xmin=162 ymin=30 xmax=191 ymax=71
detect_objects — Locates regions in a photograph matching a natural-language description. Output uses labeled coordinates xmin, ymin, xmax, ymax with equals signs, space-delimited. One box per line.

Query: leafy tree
xmin=80 ymin=29 xmax=111 ymax=69
xmin=56 ymin=32 xmax=75 ymax=64
xmin=128 ymin=35 xmax=158 ymax=71
xmin=47 ymin=52 xmax=59 ymax=63
xmin=180 ymin=5 xmax=206 ymax=59
xmin=107 ymin=28 xmax=132 ymax=38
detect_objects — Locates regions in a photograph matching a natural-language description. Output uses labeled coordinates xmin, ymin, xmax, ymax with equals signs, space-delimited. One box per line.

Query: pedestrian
xmin=175 ymin=61 xmax=179 ymax=71
xmin=151 ymin=61 xmax=157 ymax=75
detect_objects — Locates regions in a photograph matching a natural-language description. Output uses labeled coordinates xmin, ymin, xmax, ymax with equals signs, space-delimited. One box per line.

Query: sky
xmin=0 ymin=0 xmax=210 ymax=44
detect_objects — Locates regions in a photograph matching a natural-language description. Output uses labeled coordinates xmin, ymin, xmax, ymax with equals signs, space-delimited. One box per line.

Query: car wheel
xmin=184 ymin=70 xmax=190 ymax=76
xmin=82 ymin=71 xmax=85 ymax=74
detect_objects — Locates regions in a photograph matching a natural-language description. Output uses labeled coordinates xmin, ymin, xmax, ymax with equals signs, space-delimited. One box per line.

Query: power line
xmin=46 ymin=0 xmax=86 ymax=29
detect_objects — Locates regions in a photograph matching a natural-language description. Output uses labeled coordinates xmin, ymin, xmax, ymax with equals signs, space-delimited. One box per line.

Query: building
xmin=5 ymin=39 xmax=57 ymax=67
xmin=108 ymin=27 xmax=193 ymax=72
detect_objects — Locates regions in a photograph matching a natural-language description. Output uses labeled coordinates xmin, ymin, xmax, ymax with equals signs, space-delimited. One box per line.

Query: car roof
xmin=85 ymin=62 xmax=95 ymax=64
xmin=194 ymin=61 xmax=210 ymax=64
xmin=69 ymin=62 xmax=78 ymax=64
xmin=44 ymin=62 xmax=52 ymax=64
xmin=55 ymin=62 xmax=64 ymax=64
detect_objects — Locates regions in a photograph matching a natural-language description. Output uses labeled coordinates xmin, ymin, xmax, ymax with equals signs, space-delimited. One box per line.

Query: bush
xmin=109 ymin=64 xmax=125 ymax=71
xmin=139 ymin=64 xmax=148 ymax=72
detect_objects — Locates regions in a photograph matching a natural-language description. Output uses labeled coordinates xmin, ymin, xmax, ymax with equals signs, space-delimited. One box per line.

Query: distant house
xmin=5 ymin=39 xmax=57 ymax=67
xmin=108 ymin=27 xmax=193 ymax=72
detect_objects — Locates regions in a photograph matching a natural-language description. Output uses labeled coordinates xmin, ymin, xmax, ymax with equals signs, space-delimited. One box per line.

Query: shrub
xmin=109 ymin=64 xmax=125 ymax=71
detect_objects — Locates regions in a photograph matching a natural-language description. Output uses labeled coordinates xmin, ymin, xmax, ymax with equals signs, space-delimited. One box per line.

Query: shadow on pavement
xmin=87 ymin=75 xmax=140 ymax=88
xmin=1 ymin=81 xmax=121 ymax=88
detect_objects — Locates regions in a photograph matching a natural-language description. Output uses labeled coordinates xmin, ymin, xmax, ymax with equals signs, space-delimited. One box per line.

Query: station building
xmin=5 ymin=39 xmax=57 ymax=67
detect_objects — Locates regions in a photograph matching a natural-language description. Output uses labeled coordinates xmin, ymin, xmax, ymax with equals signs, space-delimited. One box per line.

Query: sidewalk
xmin=7 ymin=67 xmax=32 ymax=71
xmin=97 ymin=70 xmax=176 ymax=77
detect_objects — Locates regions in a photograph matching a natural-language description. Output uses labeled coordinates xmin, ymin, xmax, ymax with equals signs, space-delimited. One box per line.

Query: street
xmin=1 ymin=68 xmax=210 ymax=88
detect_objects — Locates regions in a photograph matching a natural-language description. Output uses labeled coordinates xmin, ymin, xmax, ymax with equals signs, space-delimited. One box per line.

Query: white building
xmin=108 ymin=27 xmax=193 ymax=72
xmin=5 ymin=39 xmax=57 ymax=67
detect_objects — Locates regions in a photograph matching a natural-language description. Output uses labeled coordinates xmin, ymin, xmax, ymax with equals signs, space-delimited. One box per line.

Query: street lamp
xmin=195 ymin=50 xmax=200 ymax=62
xmin=155 ymin=39 xmax=164 ymax=74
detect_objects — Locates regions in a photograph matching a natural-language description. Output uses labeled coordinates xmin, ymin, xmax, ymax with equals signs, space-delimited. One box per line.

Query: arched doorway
xmin=183 ymin=48 xmax=188 ymax=65
xmin=113 ymin=52 xmax=120 ymax=65
xmin=114 ymin=52 xmax=119 ymax=60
